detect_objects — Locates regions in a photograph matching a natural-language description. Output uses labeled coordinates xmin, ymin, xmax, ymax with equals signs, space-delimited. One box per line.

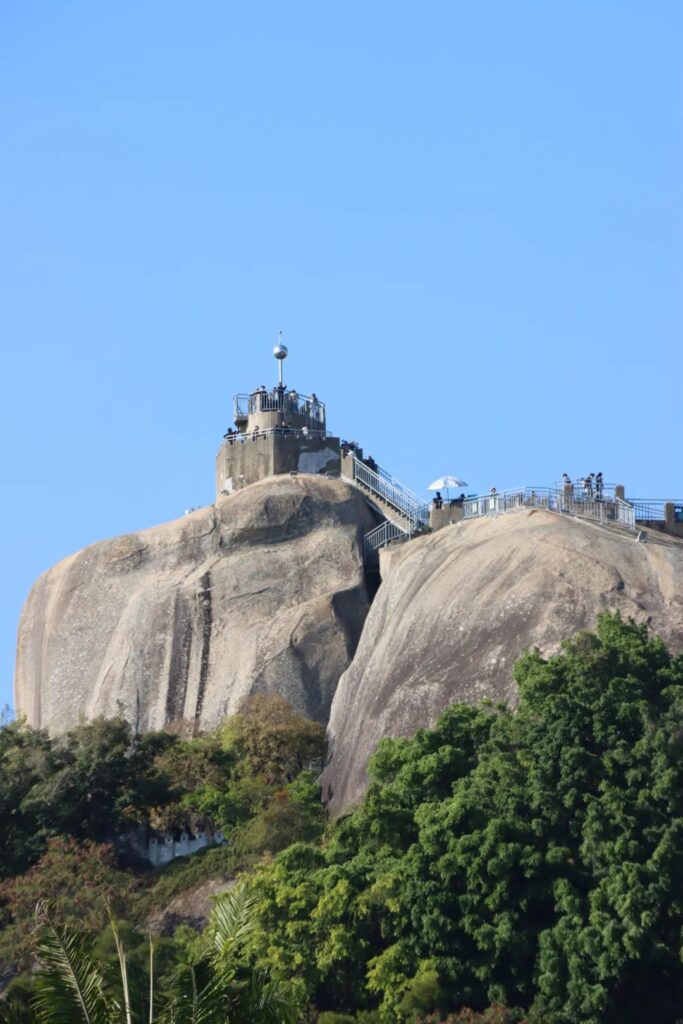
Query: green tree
xmin=0 ymin=719 xmax=55 ymax=878
xmin=0 ymin=838 xmax=140 ymax=970
xmin=221 ymin=694 xmax=326 ymax=786
xmin=242 ymin=615 xmax=683 ymax=1023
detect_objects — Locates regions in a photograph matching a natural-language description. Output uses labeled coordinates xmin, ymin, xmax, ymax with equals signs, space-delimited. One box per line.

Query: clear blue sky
xmin=1 ymin=2 xmax=681 ymax=712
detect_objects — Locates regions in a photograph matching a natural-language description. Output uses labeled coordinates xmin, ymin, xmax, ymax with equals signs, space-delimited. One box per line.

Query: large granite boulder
xmin=15 ymin=476 xmax=375 ymax=734
xmin=323 ymin=509 xmax=683 ymax=815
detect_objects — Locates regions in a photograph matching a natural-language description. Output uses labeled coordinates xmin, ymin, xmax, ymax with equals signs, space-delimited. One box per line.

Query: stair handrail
xmin=351 ymin=456 xmax=429 ymax=526
xmin=364 ymin=519 xmax=410 ymax=555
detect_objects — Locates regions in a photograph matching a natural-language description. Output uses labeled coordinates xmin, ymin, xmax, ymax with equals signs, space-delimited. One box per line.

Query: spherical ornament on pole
xmin=273 ymin=332 xmax=288 ymax=386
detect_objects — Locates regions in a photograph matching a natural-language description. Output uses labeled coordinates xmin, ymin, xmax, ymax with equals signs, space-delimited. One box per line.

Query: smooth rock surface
xmin=323 ymin=509 xmax=683 ymax=815
xmin=15 ymin=476 xmax=375 ymax=734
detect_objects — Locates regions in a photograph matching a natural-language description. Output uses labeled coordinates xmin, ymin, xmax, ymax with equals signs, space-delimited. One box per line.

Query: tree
xmin=0 ymin=838 xmax=140 ymax=971
xmin=242 ymin=615 xmax=683 ymax=1023
xmin=221 ymin=694 xmax=326 ymax=786
xmin=0 ymin=719 xmax=55 ymax=878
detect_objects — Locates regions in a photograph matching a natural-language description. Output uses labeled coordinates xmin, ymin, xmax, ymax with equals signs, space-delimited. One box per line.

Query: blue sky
xmin=1 ymin=2 xmax=681 ymax=711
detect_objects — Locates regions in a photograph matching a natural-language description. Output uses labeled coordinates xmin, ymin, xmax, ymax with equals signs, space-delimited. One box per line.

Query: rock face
xmin=322 ymin=510 xmax=683 ymax=815
xmin=15 ymin=476 xmax=375 ymax=735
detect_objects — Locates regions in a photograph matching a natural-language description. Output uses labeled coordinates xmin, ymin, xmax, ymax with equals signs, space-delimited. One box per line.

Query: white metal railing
xmin=464 ymin=487 xmax=529 ymax=519
xmin=553 ymin=480 xmax=618 ymax=502
xmin=617 ymin=498 xmax=635 ymax=530
xmin=629 ymin=499 xmax=683 ymax=522
xmin=364 ymin=519 xmax=410 ymax=555
xmin=630 ymin=500 xmax=666 ymax=521
xmin=463 ymin=486 xmax=638 ymax=533
xmin=233 ymin=390 xmax=326 ymax=426
xmin=219 ymin=426 xmax=330 ymax=453
xmin=351 ymin=456 xmax=430 ymax=528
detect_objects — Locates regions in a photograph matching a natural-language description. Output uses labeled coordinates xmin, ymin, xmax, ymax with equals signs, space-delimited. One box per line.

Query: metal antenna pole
xmin=274 ymin=330 xmax=288 ymax=387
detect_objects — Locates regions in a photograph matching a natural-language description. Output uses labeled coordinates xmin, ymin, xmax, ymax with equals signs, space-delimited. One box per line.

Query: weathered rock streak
xmin=15 ymin=476 xmax=375 ymax=734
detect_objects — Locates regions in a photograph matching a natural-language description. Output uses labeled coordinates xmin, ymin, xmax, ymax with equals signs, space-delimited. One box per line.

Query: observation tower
xmin=215 ymin=337 xmax=341 ymax=498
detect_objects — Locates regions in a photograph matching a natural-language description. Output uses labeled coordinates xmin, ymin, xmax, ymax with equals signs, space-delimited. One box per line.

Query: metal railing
xmin=464 ymin=488 xmax=529 ymax=519
xmin=233 ymin=390 xmax=326 ymax=425
xmin=628 ymin=499 xmax=683 ymax=522
xmin=220 ymin=426 xmax=330 ymax=450
xmin=351 ymin=456 xmax=430 ymax=529
xmin=553 ymin=480 xmax=618 ymax=502
xmin=463 ymin=486 xmax=638 ymax=533
xmin=364 ymin=519 xmax=410 ymax=555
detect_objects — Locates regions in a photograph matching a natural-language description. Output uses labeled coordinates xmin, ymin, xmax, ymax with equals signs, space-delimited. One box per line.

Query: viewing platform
xmin=215 ymin=341 xmax=341 ymax=498
xmin=233 ymin=389 xmax=326 ymax=433
xmin=214 ymin=343 xmax=683 ymax=549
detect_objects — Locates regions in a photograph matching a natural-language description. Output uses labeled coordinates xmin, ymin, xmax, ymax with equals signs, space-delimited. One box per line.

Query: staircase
xmin=341 ymin=453 xmax=430 ymax=554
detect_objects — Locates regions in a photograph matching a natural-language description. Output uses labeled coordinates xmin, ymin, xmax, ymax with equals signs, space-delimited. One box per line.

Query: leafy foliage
xmin=29 ymin=887 xmax=298 ymax=1024
xmin=4 ymin=618 xmax=683 ymax=1023
xmin=0 ymin=838 xmax=140 ymax=970
xmin=0 ymin=717 xmax=175 ymax=878
xmin=243 ymin=614 xmax=683 ymax=1023
xmin=221 ymin=694 xmax=326 ymax=786
xmin=0 ymin=696 xmax=327 ymax=986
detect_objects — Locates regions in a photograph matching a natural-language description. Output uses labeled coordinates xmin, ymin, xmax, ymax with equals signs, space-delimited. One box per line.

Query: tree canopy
xmin=243 ymin=613 xmax=683 ymax=1023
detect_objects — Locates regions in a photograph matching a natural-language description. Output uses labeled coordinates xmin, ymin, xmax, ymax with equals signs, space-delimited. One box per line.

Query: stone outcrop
xmin=14 ymin=476 xmax=375 ymax=735
xmin=322 ymin=510 xmax=683 ymax=815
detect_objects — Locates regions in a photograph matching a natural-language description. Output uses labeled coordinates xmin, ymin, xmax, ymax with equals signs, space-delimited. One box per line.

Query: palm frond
xmin=148 ymin=934 xmax=155 ymax=1024
xmin=0 ymin=999 xmax=33 ymax=1024
xmin=240 ymin=970 xmax=299 ymax=1024
xmin=32 ymin=904 xmax=111 ymax=1024
xmin=204 ymin=884 xmax=257 ymax=962
xmin=157 ymin=967 xmax=224 ymax=1024
xmin=109 ymin=915 xmax=133 ymax=1024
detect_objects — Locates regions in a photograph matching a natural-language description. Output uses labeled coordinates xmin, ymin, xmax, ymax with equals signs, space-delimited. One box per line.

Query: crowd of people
xmin=562 ymin=472 xmax=605 ymax=500
xmin=247 ymin=385 xmax=323 ymax=422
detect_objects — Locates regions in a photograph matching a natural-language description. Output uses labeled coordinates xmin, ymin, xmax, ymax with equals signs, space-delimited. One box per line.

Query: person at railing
xmin=310 ymin=393 xmax=321 ymax=421
xmin=251 ymin=386 xmax=267 ymax=413
xmin=582 ymin=475 xmax=593 ymax=499
xmin=433 ymin=491 xmax=443 ymax=509
xmin=595 ymin=472 xmax=604 ymax=500
xmin=365 ymin=455 xmax=378 ymax=473
xmin=450 ymin=493 xmax=465 ymax=506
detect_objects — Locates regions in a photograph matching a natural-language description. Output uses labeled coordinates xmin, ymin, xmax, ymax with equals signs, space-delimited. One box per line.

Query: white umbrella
xmin=428 ymin=476 xmax=468 ymax=500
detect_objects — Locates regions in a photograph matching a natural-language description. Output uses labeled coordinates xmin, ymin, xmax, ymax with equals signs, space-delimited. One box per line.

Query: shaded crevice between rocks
xmin=193 ymin=571 xmax=213 ymax=731
xmin=165 ymin=595 xmax=193 ymax=723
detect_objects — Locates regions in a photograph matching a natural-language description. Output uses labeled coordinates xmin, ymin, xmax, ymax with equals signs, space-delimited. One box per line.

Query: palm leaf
xmin=0 ymin=999 xmax=33 ymax=1024
xmin=109 ymin=916 xmax=133 ymax=1024
xmin=239 ymin=970 xmax=299 ymax=1024
xmin=148 ymin=934 xmax=155 ymax=1024
xmin=32 ymin=904 xmax=112 ymax=1024
xmin=204 ymin=884 xmax=257 ymax=962
xmin=157 ymin=967 xmax=224 ymax=1024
